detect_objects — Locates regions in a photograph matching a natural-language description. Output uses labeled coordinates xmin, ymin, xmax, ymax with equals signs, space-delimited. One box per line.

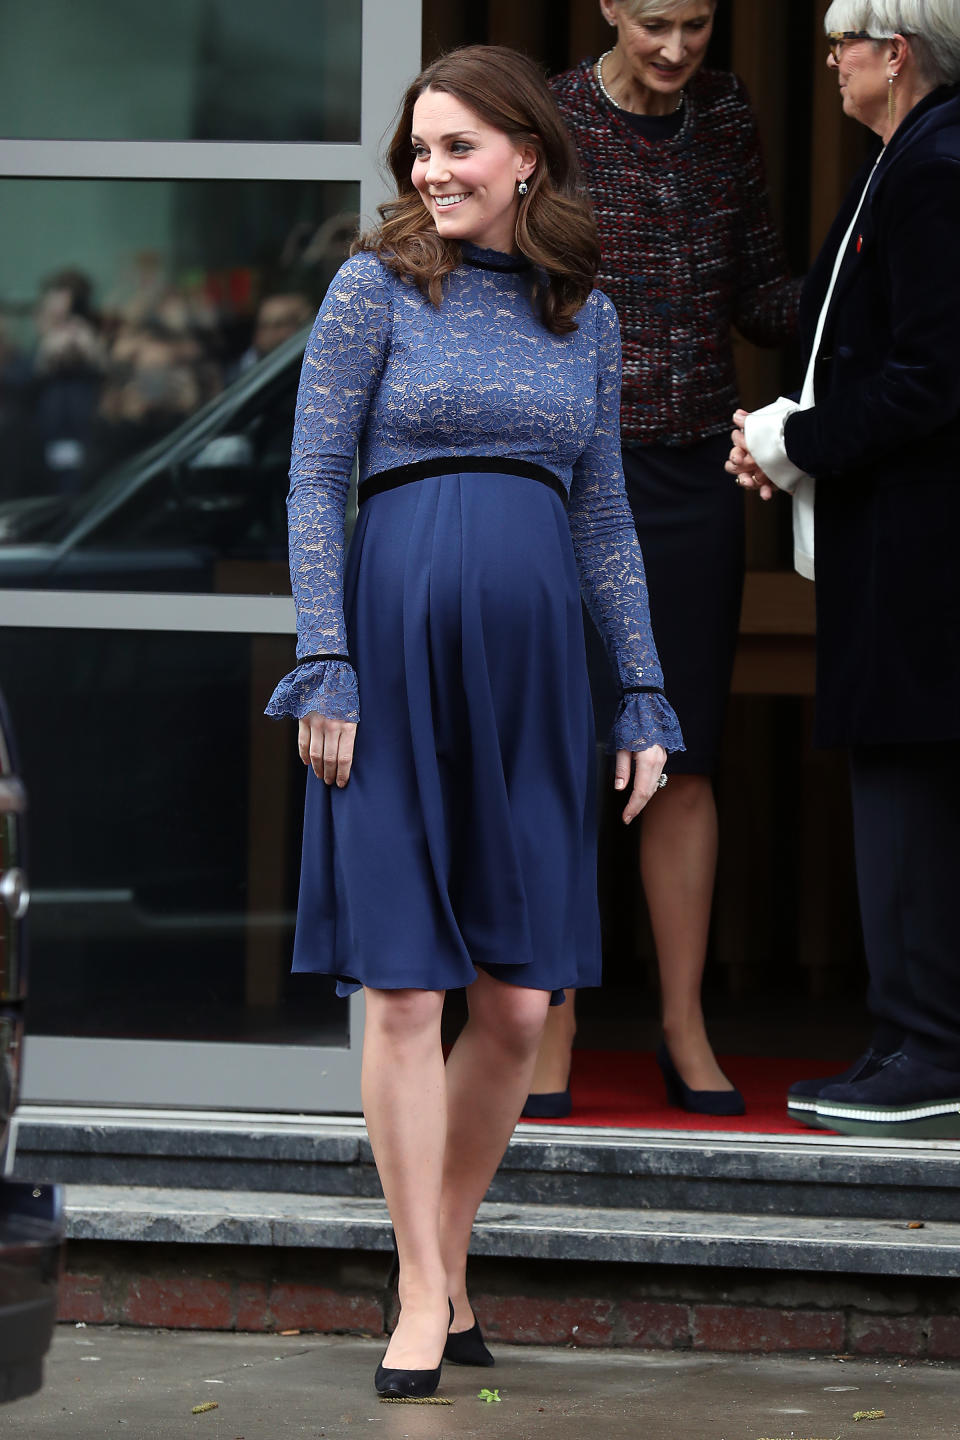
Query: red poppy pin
xmin=856 ymin=234 xmax=863 ymax=253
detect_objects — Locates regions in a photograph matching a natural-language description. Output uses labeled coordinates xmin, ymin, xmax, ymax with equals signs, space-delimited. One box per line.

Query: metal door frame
xmin=0 ymin=0 xmax=423 ymax=1113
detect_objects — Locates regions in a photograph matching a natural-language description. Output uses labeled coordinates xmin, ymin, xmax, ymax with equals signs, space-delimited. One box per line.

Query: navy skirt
xmin=291 ymin=464 xmax=603 ymax=999
xmin=584 ymin=435 xmax=744 ymax=775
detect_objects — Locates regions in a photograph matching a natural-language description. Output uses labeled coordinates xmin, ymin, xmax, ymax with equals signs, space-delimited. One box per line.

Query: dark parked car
xmin=0 ymin=691 xmax=64 ymax=1403
xmin=0 ymin=328 xmax=308 ymax=592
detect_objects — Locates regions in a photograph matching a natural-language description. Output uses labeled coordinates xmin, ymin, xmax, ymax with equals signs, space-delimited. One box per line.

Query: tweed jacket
xmin=782 ymin=87 xmax=960 ymax=748
xmin=551 ymin=63 xmax=799 ymax=446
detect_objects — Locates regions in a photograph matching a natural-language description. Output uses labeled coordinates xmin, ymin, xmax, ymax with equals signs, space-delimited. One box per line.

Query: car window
xmin=77 ymin=363 xmax=300 ymax=560
xmin=0 ymin=172 xmax=358 ymax=586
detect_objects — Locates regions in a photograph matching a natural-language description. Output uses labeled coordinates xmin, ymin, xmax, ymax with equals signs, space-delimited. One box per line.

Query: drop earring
xmin=518 ymin=179 xmax=529 ymax=196
xmin=888 ymin=72 xmax=898 ymax=126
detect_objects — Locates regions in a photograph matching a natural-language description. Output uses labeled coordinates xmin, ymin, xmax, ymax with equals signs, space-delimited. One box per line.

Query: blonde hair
xmin=615 ymin=0 xmax=717 ymax=20
xmin=824 ymin=0 xmax=960 ymax=85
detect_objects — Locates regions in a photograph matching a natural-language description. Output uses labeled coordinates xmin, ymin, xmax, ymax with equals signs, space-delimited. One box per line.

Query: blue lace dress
xmin=267 ymin=243 xmax=683 ymax=998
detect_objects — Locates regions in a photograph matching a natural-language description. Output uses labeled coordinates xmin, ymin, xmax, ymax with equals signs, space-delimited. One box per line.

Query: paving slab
xmin=3 ymin=1325 xmax=959 ymax=1440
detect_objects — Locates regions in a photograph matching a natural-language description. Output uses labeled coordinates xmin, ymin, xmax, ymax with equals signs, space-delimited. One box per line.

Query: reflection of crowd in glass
xmin=0 ymin=260 xmax=314 ymax=502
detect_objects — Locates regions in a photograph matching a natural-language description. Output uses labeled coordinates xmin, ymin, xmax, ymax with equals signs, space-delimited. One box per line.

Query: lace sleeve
xmin=266 ymin=253 xmax=393 ymax=722
xmin=568 ymin=294 xmax=685 ymax=755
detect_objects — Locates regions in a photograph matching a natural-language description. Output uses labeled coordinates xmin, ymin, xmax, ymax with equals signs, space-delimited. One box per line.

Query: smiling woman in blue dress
xmin=266 ymin=46 xmax=682 ymax=1397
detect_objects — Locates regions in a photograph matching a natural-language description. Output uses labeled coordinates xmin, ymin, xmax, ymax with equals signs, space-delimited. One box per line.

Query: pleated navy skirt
xmin=291 ymin=464 xmax=603 ymax=1000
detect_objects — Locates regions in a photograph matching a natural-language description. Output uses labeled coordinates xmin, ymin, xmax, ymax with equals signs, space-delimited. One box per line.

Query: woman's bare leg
xmin=639 ymin=773 xmax=733 ymax=1092
xmin=440 ymin=971 xmax=551 ymax=1331
xmin=362 ymin=987 xmax=450 ymax=1369
xmin=528 ymin=989 xmax=577 ymax=1094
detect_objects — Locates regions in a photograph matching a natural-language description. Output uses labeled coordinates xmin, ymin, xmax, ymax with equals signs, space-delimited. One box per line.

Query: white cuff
xmin=745 ymin=399 xmax=808 ymax=495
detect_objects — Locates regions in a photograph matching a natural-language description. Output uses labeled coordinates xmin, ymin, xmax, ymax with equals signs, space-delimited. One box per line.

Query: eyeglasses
xmin=827 ymin=29 xmax=875 ymax=63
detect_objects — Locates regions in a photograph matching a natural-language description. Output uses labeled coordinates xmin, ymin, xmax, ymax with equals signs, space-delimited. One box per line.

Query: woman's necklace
xmin=595 ymin=48 xmax=685 ymax=116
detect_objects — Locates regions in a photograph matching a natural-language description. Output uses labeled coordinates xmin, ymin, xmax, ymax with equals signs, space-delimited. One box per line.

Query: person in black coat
xmin=728 ymin=0 xmax=960 ymax=1139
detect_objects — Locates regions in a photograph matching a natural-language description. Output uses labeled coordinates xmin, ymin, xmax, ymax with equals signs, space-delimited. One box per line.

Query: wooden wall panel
xmin=421 ymin=0 xmax=484 ymax=61
xmin=568 ymin=3 xmax=611 ymax=66
xmin=485 ymin=0 xmax=551 ymax=55
xmin=732 ymin=0 xmax=790 ymax=208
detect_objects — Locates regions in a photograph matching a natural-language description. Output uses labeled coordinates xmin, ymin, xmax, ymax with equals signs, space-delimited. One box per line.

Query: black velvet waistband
xmin=359 ymin=457 xmax=568 ymax=506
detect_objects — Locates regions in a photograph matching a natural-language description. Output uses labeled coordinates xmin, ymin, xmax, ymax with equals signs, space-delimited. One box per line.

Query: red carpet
xmin=523 ymin=1050 xmax=834 ymax=1135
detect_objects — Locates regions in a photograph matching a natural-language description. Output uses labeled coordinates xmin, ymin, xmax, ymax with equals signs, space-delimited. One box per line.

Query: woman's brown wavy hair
xmin=355 ymin=45 xmax=600 ymax=335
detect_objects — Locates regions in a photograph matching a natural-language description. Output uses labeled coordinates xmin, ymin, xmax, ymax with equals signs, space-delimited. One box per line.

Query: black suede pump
xmin=444 ymin=1314 xmax=495 ymax=1367
xmin=656 ymin=1039 xmax=745 ymax=1117
xmin=374 ymin=1299 xmax=454 ymax=1399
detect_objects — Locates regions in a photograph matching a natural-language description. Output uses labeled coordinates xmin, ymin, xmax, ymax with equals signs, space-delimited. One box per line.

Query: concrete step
xmin=17 ymin=1106 xmax=960 ymax=1221
xmin=63 ymin=1183 xmax=960 ymax=1278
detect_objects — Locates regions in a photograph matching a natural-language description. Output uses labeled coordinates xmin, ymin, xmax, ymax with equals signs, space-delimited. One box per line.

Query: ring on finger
xmin=656 ymin=773 xmax=668 ymax=789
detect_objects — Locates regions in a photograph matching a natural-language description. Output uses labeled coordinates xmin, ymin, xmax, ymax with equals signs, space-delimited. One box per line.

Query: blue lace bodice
xmin=266 ymin=244 xmax=683 ymax=753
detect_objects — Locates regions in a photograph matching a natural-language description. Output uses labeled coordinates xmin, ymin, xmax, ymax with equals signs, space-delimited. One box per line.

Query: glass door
xmin=0 ymin=0 xmax=423 ymax=1111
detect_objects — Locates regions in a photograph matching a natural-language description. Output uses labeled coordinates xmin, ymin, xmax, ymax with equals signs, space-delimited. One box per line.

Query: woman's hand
xmin=726 ymin=408 xmax=777 ymax=500
xmin=298 ymin=712 xmax=357 ymax=787
xmin=614 ymin=744 xmax=667 ymax=824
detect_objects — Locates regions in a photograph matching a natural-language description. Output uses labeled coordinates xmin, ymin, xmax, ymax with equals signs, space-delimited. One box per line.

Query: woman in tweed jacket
xmin=524 ymin=0 xmax=799 ymax=1118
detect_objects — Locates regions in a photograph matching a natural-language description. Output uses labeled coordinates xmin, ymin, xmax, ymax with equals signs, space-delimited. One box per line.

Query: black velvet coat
xmin=784 ymin=87 xmax=960 ymax=748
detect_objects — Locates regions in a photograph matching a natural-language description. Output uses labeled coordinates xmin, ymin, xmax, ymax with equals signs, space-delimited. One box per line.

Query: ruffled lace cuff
xmin=608 ymin=690 xmax=685 ymax=755
xmin=264 ymin=659 xmax=359 ymax=723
